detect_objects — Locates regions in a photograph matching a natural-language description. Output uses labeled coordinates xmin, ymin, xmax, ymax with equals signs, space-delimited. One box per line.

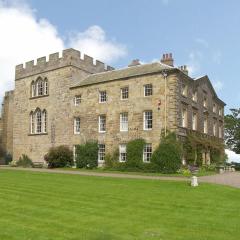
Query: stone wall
xmin=0 ymin=91 xmax=14 ymax=157
xmin=70 ymin=72 xmax=178 ymax=155
xmin=176 ymin=73 xmax=225 ymax=138
xmin=13 ymin=48 xmax=111 ymax=162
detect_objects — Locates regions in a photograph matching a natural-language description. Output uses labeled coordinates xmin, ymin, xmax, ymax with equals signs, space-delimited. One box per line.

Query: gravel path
xmin=199 ymin=171 xmax=240 ymax=188
xmin=1 ymin=166 xmax=240 ymax=188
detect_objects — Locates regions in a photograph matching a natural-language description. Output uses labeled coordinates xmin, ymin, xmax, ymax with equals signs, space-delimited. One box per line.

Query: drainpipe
xmin=162 ymin=71 xmax=168 ymax=137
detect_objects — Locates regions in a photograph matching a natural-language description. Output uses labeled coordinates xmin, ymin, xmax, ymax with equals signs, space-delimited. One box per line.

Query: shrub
xmin=44 ymin=145 xmax=73 ymax=168
xmin=5 ymin=153 xmax=12 ymax=165
xmin=151 ymin=132 xmax=182 ymax=173
xmin=16 ymin=154 xmax=33 ymax=167
xmin=75 ymin=141 xmax=98 ymax=169
xmin=125 ymin=139 xmax=145 ymax=170
xmin=104 ymin=149 xmax=119 ymax=169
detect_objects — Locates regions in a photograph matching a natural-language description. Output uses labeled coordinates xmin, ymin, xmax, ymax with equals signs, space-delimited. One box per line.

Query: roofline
xmin=70 ymin=67 xmax=178 ymax=89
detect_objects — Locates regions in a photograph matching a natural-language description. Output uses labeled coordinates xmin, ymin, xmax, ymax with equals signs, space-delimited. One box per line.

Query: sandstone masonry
xmin=0 ymin=49 xmax=225 ymax=165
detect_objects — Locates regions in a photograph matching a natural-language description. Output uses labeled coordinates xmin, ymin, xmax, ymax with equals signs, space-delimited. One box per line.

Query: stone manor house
xmin=0 ymin=48 xmax=225 ymax=165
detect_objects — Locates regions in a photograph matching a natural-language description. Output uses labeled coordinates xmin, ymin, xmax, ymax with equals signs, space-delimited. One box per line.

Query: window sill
xmin=143 ymin=128 xmax=152 ymax=131
xmin=99 ymin=131 xmax=106 ymax=133
xmin=28 ymin=133 xmax=48 ymax=136
xmin=74 ymin=133 xmax=80 ymax=135
xmin=30 ymin=94 xmax=49 ymax=100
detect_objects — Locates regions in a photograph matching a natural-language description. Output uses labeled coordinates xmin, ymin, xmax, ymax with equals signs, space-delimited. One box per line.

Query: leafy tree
xmin=151 ymin=132 xmax=182 ymax=173
xmin=225 ymin=108 xmax=240 ymax=154
xmin=44 ymin=145 xmax=73 ymax=168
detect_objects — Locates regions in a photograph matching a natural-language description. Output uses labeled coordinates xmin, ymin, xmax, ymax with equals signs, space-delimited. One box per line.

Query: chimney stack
xmin=178 ymin=65 xmax=188 ymax=75
xmin=160 ymin=53 xmax=174 ymax=67
xmin=128 ymin=59 xmax=141 ymax=67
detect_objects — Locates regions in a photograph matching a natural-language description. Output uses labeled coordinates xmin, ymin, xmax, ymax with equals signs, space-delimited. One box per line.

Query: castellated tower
xmin=13 ymin=48 xmax=113 ymax=162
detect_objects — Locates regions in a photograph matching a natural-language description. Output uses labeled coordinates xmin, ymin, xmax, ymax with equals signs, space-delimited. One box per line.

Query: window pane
xmin=121 ymin=87 xmax=129 ymax=99
xmin=99 ymin=91 xmax=107 ymax=102
xmin=144 ymin=84 xmax=153 ymax=96
xmin=144 ymin=111 xmax=152 ymax=130
xmin=120 ymin=113 xmax=128 ymax=131
xmin=74 ymin=95 xmax=81 ymax=106
xmin=74 ymin=117 xmax=80 ymax=134
xmin=98 ymin=144 xmax=105 ymax=161
xmin=143 ymin=144 xmax=152 ymax=162
xmin=99 ymin=115 xmax=106 ymax=132
xmin=119 ymin=144 xmax=127 ymax=162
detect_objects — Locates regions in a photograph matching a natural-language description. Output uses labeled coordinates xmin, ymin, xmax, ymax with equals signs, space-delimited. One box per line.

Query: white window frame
xmin=219 ymin=123 xmax=223 ymax=138
xmin=42 ymin=110 xmax=47 ymax=133
xmin=44 ymin=81 xmax=48 ymax=95
xmin=36 ymin=110 xmax=42 ymax=133
xmin=74 ymin=117 xmax=80 ymax=134
xmin=99 ymin=90 xmax=107 ymax=103
xmin=120 ymin=113 xmax=128 ymax=132
xmin=99 ymin=115 xmax=106 ymax=133
xmin=30 ymin=112 xmax=34 ymax=134
xmin=192 ymin=90 xmax=197 ymax=102
xmin=213 ymin=121 xmax=217 ymax=136
xmin=182 ymin=84 xmax=188 ymax=96
xmin=143 ymin=111 xmax=153 ymax=130
xmin=144 ymin=84 xmax=153 ymax=97
xmin=74 ymin=95 xmax=81 ymax=106
xmin=98 ymin=144 xmax=105 ymax=162
xmin=121 ymin=87 xmax=129 ymax=100
xmin=181 ymin=108 xmax=187 ymax=128
xmin=192 ymin=112 xmax=197 ymax=130
xmin=213 ymin=103 xmax=216 ymax=113
xmin=119 ymin=144 xmax=127 ymax=162
xmin=203 ymin=96 xmax=207 ymax=108
xmin=143 ymin=144 xmax=152 ymax=163
xmin=204 ymin=117 xmax=208 ymax=134
xmin=219 ymin=107 xmax=223 ymax=116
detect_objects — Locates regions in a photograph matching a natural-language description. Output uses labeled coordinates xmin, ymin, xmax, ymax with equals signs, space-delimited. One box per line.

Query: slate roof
xmin=71 ymin=62 xmax=174 ymax=88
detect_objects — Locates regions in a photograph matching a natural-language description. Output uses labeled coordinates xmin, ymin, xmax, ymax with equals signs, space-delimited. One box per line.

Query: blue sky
xmin=26 ymin=0 xmax=240 ymax=112
xmin=0 ymin=0 xmax=239 ymax=161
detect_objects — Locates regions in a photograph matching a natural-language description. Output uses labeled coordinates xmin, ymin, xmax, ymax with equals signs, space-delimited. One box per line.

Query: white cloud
xmin=0 ymin=1 xmax=64 ymax=108
xmin=225 ymin=149 xmax=240 ymax=163
xmin=212 ymin=50 xmax=222 ymax=64
xmin=187 ymin=51 xmax=202 ymax=76
xmin=195 ymin=38 xmax=209 ymax=48
xmin=0 ymin=1 xmax=127 ymax=109
xmin=68 ymin=25 xmax=127 ymax=64
xmin=161 ymin=0 xmax=170 ymax=5
xmin=213 ymin=80 xmax=224 ymax=91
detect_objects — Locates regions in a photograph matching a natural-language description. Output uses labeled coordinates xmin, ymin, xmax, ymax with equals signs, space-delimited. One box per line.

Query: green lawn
xmin=0 ymin=170 xmax=239 ymax=240
xmin=60 ymin=167 xmax=216 ymax=177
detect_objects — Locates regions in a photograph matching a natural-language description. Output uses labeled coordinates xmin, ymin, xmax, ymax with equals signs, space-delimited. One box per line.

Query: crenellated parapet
xmin=15 ymin=48 xmax=115 ymax=80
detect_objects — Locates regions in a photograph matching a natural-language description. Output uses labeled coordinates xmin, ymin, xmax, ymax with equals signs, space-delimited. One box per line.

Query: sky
xmin=0 ymin=0 xmax=240 ymax=162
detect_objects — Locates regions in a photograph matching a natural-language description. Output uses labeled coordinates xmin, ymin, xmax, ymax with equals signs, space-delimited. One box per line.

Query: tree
xmin=151 ymin=132 xmax=182 ymax=173
xmin=224 ymin=108 xmax=240 ymax=154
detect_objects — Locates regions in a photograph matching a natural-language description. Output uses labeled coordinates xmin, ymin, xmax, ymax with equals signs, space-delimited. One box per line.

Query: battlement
xmin=15 ymin=48 xmax=115 ymax=80
xmin=4 ymin=90 xmax=14 ymax=98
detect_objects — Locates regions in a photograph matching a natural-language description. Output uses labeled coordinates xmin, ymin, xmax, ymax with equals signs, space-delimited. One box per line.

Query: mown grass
xmin=0 ymin=169 xmax=239 ymax=240
xmin=60 ymin=167 xmax=216 ymax=177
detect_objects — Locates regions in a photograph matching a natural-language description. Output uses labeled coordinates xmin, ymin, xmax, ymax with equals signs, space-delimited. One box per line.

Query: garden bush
xmin=125 ymin=139 xmax=145 ymax=170
xmin=151 ymin=132 xmax=182 ymax=173
xmin=44 ymin=145 xmax=73 ymax=168
xmin=75 ymin=141 xmax=98 ymax=169
xmin=16 ymin=154 xmax=33 ymax=167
